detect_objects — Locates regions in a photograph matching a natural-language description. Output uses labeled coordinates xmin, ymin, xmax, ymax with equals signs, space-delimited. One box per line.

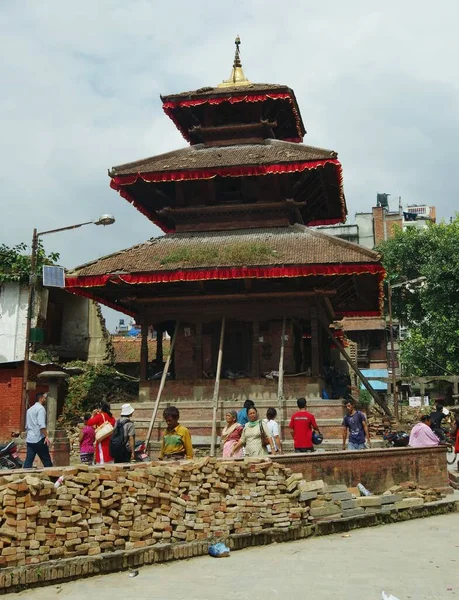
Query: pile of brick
xmin=297 ymin=479 xmax=447 ymax=520
xmin=0 ymin=458 xmax=311 ymax=568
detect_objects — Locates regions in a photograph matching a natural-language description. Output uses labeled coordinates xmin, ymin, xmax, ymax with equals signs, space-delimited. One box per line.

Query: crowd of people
xmin=22 ymin=391 xmax=459 ymax=468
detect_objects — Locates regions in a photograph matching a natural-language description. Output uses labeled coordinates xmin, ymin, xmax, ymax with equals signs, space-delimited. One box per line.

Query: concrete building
xmin=0 ymin=282 xmax=109 ymax=364
xmin=315 ymin=203 xmax=436 ymax=248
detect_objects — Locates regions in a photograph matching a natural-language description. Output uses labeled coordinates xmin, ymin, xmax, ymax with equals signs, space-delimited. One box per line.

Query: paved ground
xmin=10 ymin=513 xmax=459 ymax=600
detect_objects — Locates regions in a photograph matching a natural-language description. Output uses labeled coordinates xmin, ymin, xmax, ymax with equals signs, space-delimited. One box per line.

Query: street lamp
xmin=21 ymin=215 xmax=115 ymax=431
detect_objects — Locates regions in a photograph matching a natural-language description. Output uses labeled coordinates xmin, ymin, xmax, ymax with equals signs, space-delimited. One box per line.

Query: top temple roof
xmin=161 ymin=38 xmax=306 ymax=143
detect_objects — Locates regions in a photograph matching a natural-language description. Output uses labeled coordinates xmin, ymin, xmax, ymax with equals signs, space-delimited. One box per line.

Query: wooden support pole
xmin=139 ymin=322 xmax=149 ymax=381
xmin=252 ymin=321 xmax=260 ymax=378
xmin=145 ymin=321 xmax=180 ymax=452
xmin=318 ymin=313 xmax=393 ymax=417
xmin=310 ymin=307 xmax=320 ymax=376
xmin=210 ymin=317 xmax=226 ymax=457
xmin=195 ymin=321 xmax=203 ymax=379
xmin=277 ymin=317 xmax=287 ymax=421
xmin=156 ymin=326 xmax=164 ymax=364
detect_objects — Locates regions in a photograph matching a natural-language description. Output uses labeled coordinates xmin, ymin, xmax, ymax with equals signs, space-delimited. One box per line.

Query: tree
xmin=378 ymin=216 xmax=459 ymax=375
xmin=0 ymin=242 xmax=59 ymax=284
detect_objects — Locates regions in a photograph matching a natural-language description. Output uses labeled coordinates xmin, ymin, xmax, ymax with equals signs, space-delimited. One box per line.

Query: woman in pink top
xmin=79 ymin=413 xmax=96 ymax=465
xmin=409 ymin=415 xmax=440 ymax=447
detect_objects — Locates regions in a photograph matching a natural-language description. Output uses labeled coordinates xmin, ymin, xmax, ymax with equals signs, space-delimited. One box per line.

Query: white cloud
xmin=1 ymin=0 xmax=458 ymax=329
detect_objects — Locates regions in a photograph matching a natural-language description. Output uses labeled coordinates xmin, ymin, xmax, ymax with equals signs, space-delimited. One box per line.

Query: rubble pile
xmin=0 ymin=458 xmax=310 ymax=568
xmin=297 ymin=479 xmax=447 ymax=520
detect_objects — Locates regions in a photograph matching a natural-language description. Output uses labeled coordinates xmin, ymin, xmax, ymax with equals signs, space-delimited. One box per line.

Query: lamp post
xmin=21 ymin=215 xmax=115 ymax=431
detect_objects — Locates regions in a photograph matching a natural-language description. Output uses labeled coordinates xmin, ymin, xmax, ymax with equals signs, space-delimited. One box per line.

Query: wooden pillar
xmin=156 ymin=326 xmax=164 ymax=364
xmin=310 ymin=307 xmax=320 ymax=376
xmin=145 ymin=321 xmax=180 ymax=452
xmin=317 ymin=307 xmax=324 ymax=372
xmin=195 ymin=322 xmax=203 ymax=379
xmin=277 ymin=317 xmax=287 ymax=423
xmin=140 ymin=322 xmax=149 ymax=381
xmin=251 ymin=321 xmax=260 ymax=378
xmin=453 ymin=379 xmax=459 ymax=405
xmin=210 ymin=318 xmax=226 ymax=457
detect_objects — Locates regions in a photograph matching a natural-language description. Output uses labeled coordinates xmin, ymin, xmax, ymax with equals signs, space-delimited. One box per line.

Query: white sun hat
xmin=120 ymin=403 xmax=135 ymax=417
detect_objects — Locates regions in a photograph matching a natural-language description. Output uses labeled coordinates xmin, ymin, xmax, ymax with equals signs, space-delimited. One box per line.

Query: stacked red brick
xmin=0 ymin=458 xmax=310 ymax=567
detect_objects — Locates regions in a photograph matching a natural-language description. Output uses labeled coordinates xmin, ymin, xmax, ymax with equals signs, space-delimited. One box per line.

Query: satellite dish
xmin=42 ymin=265 xmax=65 ymax=288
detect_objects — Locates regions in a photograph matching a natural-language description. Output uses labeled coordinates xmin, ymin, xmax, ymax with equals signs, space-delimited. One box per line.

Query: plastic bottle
xmin=54 ymin=476 xmax=65 ymax=489
xmin=357 ymin=482 xmax=371 ymax=496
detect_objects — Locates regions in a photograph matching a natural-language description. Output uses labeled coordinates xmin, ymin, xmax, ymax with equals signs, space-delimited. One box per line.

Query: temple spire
xmin=218 ymin=35 xmax=251 ymax=88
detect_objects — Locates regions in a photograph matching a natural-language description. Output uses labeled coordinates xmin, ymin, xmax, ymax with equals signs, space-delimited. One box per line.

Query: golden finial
xmin=218 ymin=35 xmax=251 ymax=88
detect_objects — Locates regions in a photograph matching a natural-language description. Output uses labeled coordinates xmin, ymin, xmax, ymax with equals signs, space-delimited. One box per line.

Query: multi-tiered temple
xmin=67 ymin=39 xmax=384 ymax=419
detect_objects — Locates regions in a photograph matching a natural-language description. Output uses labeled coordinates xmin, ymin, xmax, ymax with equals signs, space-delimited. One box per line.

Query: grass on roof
xmin=160 ymin=242 xmax=278 ymax=267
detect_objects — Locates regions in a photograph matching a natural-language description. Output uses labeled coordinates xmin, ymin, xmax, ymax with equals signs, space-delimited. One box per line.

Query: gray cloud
xmin=2 ymin=0 xmax=458 ymax=329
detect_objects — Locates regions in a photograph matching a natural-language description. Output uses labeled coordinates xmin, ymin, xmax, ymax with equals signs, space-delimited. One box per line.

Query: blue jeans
xmin=347 ymin=442 xmax=366 ymax=450
xmin=24 ymin=438 xmax=53 ymax=468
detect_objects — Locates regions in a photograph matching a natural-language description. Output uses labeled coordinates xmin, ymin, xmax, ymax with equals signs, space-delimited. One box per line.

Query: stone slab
xmin=355 ymin=496 xmax=383 ymax=508
xmin=324 ymin=484 xmax=348 ymax=493
xmin=341 ymin=507 xmax=365 ymax=517
xmin=395 ymin=498 xmax=424 ymax=509
xmin=330 ymin=492 xmax=353 ymax=501
xmin=380 ymin=494 xmax=403 ymax=505
xmin=298 ymin=480 xmax=325 ymax=493
xmin=310 ymin=505 xmax=342 ymax=518
xmin=340 ymin=500 xmax=357 ymax=510
xmin=299 ymin=491 xmax=318 ymax=502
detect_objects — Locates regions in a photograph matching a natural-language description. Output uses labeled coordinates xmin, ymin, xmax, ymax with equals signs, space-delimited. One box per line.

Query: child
xmin=79 ymin=413 xmax=95 ymax=465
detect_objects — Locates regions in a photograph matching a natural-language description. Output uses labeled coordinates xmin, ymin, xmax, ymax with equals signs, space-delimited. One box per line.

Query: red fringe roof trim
xmin=66 ymin=263 xmax=384 ymax=289
xmin=110 ymin=159 xmax=347 ymax=233
xmin=162 ymin=92 xmax=304 ymax=143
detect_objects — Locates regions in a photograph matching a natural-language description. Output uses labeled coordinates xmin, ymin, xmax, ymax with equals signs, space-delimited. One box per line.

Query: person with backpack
xmin=342 ymin=399 xmax=370 ymax=450
xmin=111 ymin=404 xmax=136 ymax=463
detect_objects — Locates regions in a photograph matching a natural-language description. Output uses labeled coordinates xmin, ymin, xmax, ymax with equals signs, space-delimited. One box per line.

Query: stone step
xmin=449 ymin=471 xmax=459 ymax=490
xmin=126 ymin=417 xmax=344 ymax=439
xmin=112 ymin=399 xmax=345 ymax=421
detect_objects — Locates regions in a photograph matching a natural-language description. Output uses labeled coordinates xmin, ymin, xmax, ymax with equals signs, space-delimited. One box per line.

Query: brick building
xmin=0 ymin=360 xmax=65 ymax=442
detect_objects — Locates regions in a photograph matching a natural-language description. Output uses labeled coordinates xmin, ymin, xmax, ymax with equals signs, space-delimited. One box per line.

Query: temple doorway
xmin=212 ymin=320 xmax=252 ymax=376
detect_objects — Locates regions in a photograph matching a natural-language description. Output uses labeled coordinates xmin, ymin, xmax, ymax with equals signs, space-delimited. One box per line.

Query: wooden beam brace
xmin=130 ymin=290 xmax=337 ymax=305
xmin=318 ymin=310 xmax=392 ymax=417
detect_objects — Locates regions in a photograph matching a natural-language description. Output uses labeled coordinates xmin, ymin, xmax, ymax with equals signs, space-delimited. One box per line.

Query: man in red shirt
xmin=289 ymin=397 xmax=321 ymax=453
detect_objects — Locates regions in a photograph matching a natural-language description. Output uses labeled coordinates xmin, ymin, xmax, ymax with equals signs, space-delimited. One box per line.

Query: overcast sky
xmin=2 ymin=1 xmax=458 ymax=331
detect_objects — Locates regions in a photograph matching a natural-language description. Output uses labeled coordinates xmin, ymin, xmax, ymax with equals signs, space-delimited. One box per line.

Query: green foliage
xmin=0 ymin=241 xmax=59 ymax=284
xmin=378 ymin=216 xmax=459 ymax=375
xmin=61 ymin=362 xmax=138 ymax=424
xmin=160 ymin=242 xmax=277 ymax=266
xmin=31 ymin=348 xmax=56 ymax=364
xmin=358 ymin=388 xmax=373 ymax=407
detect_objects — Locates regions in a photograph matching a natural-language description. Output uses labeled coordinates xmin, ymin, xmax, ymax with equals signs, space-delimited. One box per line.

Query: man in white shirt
xmin=23 ymin=393 xmax=53 ymax=468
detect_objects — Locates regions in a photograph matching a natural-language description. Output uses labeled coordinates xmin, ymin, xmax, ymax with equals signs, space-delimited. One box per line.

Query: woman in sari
xmin=231 ymin=407 xmax=275 ymax=457
xmin=221 ymin=410 xmax=243 ymax=458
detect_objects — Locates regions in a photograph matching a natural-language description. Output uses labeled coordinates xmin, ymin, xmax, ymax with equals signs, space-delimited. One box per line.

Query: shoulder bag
xmin=95 ymin=413 xmax=114 ymax=442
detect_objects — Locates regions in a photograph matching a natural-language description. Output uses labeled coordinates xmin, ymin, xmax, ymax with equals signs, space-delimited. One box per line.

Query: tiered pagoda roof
xmin=66 ymin=226 xmax=384 ymax=318
xmin=66 ymin=37 xmax=383 ymax=322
